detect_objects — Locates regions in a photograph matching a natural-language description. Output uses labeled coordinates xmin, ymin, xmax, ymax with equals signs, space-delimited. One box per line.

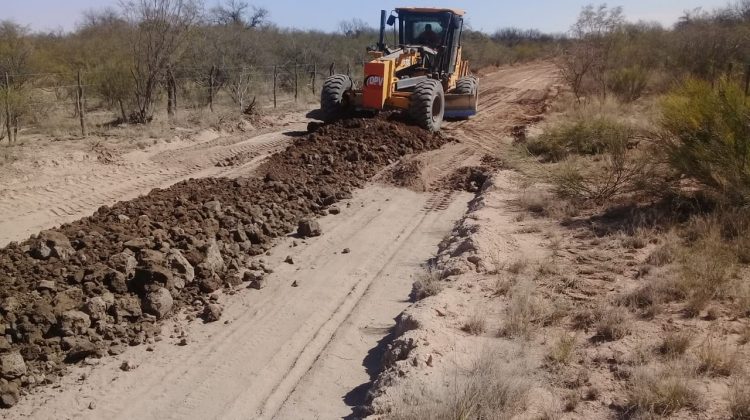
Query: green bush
xmin=658 ymin=79 xmax=750 ymax=205
xmin=527 ymin=117 xmax=633 ymax=162
xmin=608 ymin=66 xmax=649 ymax=102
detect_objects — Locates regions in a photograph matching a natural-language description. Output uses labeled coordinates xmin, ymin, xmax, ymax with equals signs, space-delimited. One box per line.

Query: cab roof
xmin=395 ymin=7 xmax=466 ymax=16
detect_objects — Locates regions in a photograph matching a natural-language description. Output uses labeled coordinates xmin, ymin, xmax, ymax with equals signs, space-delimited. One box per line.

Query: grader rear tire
xmin=321 ymin=74 xmax=353 ymax=122
xmin=410 ymin=79 xmax=445 ymax=132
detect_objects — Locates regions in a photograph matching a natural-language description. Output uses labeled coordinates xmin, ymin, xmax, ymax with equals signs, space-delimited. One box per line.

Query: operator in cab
xmin=416 ymin=23 xmax=440 ymax=46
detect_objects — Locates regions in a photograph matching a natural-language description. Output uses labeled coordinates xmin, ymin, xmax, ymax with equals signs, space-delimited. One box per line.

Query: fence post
xmin=76 ymin=69 xmax=87 ymax=137
xmin=745 ymin=64 xmax=750 ymax=97
xmin=273 ymin=65 xmax=278 ymax=109
xmin=208 ymin=64 xmax=216 ymax=112
xmin=4 ymin=72 xmax=12 ymax=143
xmin=312 ymin=63 xmax=317 ymax=94
xmin=346 ymin=62 xmax=351 ymax=77
xmin=167 ymin=66 xmax=176 ymax=120
xmin=329 ymin=62 xmax=335 ymax=76
xmin=294 ymin=63 xmax=299 ymax=103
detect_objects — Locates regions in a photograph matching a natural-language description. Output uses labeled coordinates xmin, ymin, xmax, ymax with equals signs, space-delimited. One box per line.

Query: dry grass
xmin=411 ymin=270 xmax=443 ymax=301
xmin=645 ymin=238 xmax=678 ymax=267
xmin=506 ymin=258 xmax=529 ymax=275
xmin=657 ymin=331 xmax=692 ymax=358
xmin=626 ymin=362 xmax=701 ymax=416
xmin=696 ymin=339 xmax=739 ymax=377
xmin=389 ymin=350 xmax=534 ymax=420
xmin=461 ymin=312 xmax=487 ymax=336
xmin=500 ymin=281 xmax=545 ymax=339
xmin=594 ymin=305 xmax=631 ymax=341
xmin=546 ymin=333 xmax=577 ymax=365
xmin=678 ymin=233 xmax=737 ymax=317
xmin=728 ymin=377 xmax=750 ymax=420
xmin=518 ymin=189 xmax=551 ymax=215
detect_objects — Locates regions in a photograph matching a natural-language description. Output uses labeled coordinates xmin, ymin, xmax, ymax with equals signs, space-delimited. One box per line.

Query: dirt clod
xmin=297 ymin=220 xmax=322 ymax=238
xmin=202 ymin=304 xmax=223 ymax=323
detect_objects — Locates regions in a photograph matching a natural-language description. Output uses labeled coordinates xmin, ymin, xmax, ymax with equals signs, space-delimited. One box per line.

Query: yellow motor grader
xmin=320 ymin=7 xmax=478 ymax=131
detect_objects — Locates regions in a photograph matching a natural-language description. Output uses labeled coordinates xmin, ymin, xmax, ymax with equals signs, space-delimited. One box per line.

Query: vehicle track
xmin=0 ymin=128 xmax=298 ymax=246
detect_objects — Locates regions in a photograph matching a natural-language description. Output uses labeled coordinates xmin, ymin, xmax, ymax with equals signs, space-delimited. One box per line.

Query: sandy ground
xmin=0 ymin=62 xmax=559 ymax=419
xmin=0 ymin=113 xmax=304 ymax=247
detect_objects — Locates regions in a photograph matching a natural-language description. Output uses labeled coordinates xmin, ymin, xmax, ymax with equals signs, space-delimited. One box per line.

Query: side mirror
xmin=452 ymin=18 xmax=462 ymax=29
xmin=387 ymin=15 xmax=396 ymax=26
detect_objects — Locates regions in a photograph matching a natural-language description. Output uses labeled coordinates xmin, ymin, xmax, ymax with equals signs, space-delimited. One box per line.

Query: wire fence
xmin=0 ymin=60 xmax=369 ymax=139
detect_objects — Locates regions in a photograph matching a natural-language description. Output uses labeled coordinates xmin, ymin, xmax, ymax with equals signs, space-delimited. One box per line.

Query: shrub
xmin=594 ymin=304 xmax=631 ymax=341
xmin=627 ymin=362 xmax=701 ymax=416
xmin=658 ymin=79 xmax=750 ymax=205
xmin=728 ymin=377 xmax=750 ymax=420
xmin=608 ymin=66 xmax=649 ymax=102
xmin=527 ymin=117 xmax=633 ymax=162
xmin=411 ymin=270 xmax=443 ymax=301
xmin=550 ymin=150 xmax=653 ymax=204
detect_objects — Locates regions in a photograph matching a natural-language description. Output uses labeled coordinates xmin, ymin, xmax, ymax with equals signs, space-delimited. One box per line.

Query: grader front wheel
xmin=320 ymin=74 xmax=353 ymax=122
xmin=410 ymin=79 xmax=445 ymax=132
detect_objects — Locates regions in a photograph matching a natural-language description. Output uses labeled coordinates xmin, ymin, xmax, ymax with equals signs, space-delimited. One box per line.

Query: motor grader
xmin=320 ymin=7 xmax=478 ymax=132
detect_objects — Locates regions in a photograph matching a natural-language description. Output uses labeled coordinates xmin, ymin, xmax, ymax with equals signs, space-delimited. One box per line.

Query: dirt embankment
xmin=0 ymin=117 xmax=446 ymax=407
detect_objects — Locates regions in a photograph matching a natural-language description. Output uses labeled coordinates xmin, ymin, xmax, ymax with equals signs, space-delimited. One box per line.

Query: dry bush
xmin=462 ymin=312 xmax=487 ymax=336
xmin=658 ymin=331 xmax=692 ymax=357
xmin=696 ymin=339 xmax=739 ymax=377
xmin=526 ymin=116 xmax=633 ymax=162
xmin=411 ymin=270 xmax=443 ymax=301
xmin=594 ymin=304 xmax=631 ymax=341
xmin=678 ymin=231 xmax=737 ymax=316
xmin=728 ymin=376 xmax=750 ymax=420
xmin=607 ymin=66 xmax=649 ymax=102
xmin=506 ymin=258 xmax=529 ymax=275
xmin=518 ymin=189 xmax=551 ymax=215
xmin=551 ymin=149 xmax=655 ymax=204
xmin=626 ymin=362 xmax=701 ymax=416
xmin=645 ymin=240 xmax=677 ymax=267
xmin=546 ymin=334 xmax=577 ymax=365
xmin=389 ymin=350 xmax=534 ymax=420
xmin=501 ymin=281 xmax=546 ymax=339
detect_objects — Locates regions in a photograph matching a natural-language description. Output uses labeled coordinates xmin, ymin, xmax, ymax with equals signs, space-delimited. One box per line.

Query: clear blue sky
xmin=2 ymin=0 xmax=733 ymax=33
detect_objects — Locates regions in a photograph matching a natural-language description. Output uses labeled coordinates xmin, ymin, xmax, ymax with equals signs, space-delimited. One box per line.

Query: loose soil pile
xmin=0 ymin=117 xmax=446 ymax=407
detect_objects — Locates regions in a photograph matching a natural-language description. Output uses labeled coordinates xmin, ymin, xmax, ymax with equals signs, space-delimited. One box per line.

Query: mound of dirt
xmin=378 ymin=158 xmax=427 ymax=192
xmin=0 ymin=116 xmax=446 ymax=406
xmin=436 ymin=155 xmax=505 ymax=193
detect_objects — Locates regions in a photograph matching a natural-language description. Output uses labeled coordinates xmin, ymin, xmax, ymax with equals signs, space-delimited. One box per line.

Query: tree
xmin=558 ymin=4 xmax=624 ymax=101
xmin=0 ymin=21 xmax=33 ymax=143
xmin=120 ymin=0 xmax=203 ymax=123
xmin=210 ymin=0 xmax=268 ymax=27
xmin=338 ymin=19 xmax=374 ymax=38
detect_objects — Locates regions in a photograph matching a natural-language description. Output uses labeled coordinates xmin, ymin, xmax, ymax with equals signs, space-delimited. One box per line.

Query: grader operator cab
xmin=320 ymin=7 xmax=478 ymax=131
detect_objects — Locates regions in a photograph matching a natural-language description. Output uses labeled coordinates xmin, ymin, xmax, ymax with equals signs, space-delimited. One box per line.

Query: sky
xmin=1 ymin=0 xmax=733 ymax=34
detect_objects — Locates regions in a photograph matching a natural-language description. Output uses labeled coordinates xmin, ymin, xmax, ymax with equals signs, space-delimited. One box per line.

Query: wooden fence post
xmin=273 ymin=65 xmax=278 ymax=109
xmin=4 ymin=72 xmax=12 ymax=143
xmin=167 ymin=66 xmax=176 ymax=120
xmin=346 ymin=62 xmax=351 ymax=77
xmin=329 ymin=62 xmax=335 ymax=76
xmin=294 ymin=63 xmax=299 ymax=103
xmin=76 ymin=69 xmax=87 ymax=137
xmin=208 ymin=64 xmax=216 ymax=112
xmin=312 ymin=63 xmax=317 ymax=94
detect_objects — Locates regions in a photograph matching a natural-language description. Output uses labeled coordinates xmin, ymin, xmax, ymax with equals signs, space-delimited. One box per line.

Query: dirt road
xmin=0 ymin=62 xmax=558 ymax=419
xmin=0 ymin=119 xmax=303 ymax=247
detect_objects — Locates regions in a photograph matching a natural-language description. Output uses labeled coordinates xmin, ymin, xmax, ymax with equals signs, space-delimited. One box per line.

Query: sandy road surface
xmin=1 ymin=62 xmax=558 ymax=419
xmin=0 ymin=121 xmax=304 ymax=247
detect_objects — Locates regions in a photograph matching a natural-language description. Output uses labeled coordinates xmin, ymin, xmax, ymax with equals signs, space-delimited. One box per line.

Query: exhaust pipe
xmin=378 ymin=10 xmax=387 ymax=50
